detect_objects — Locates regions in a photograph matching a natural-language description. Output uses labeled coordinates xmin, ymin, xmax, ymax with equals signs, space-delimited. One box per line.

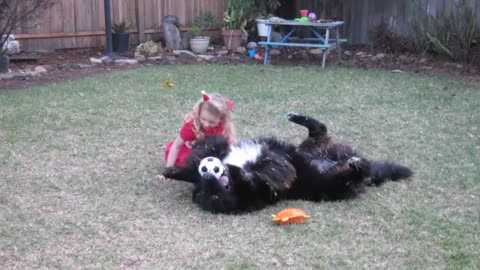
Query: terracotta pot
xmin=221 ymin=28 xmax=243 ymax=50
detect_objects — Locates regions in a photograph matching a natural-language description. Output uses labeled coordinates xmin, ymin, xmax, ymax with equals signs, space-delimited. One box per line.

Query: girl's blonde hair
xmin=184 ymin=91 xmax=235 ymax=144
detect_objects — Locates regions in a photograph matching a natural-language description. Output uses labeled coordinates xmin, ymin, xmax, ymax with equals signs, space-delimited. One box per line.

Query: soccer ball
xmin=198 ymin=157 xmax=225 ymax=180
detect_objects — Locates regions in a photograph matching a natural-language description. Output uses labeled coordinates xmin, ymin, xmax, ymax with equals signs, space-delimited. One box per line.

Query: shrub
xmin=370 ymin=21 xmax=413 ymax=54
xmin=188 ymin=26 xmax=202 ymax=37
xmin=410 ymin=0 xmax=478 ymax=64
xmin=0 ymin=0 xmax=55 ymax=56
xmin=194 ymin=11 xmax=220 ymax=30
xmin=112 ymin=20 xmax=130 ymax=34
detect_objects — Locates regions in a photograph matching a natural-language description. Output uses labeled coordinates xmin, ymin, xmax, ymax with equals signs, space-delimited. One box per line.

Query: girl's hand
xmin=155 ymin=174 xmax=167 ymax=180
xmin=156 ymin=166 xmax=175 ymax=180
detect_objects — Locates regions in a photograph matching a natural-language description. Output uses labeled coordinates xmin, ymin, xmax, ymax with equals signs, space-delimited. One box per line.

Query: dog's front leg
xmin=162 ymin=166 xmax=198 ymax=183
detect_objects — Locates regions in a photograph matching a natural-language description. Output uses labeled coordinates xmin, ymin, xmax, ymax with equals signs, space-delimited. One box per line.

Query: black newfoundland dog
xmin=163 ymin=113 xmax=413 ymax=214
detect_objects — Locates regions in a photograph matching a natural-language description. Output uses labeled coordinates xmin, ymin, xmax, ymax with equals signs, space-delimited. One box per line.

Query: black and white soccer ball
xmin=198 ymin=156 xmax=225 ymax=179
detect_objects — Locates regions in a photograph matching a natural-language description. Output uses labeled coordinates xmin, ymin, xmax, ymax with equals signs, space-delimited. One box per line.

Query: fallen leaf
xmin=162 ymin=81 xmax=175 ymax=87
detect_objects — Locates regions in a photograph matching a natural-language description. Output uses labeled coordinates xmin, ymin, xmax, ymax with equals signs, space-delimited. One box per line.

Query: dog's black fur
xmin=163 ymin=113 xmax=413 ymax=214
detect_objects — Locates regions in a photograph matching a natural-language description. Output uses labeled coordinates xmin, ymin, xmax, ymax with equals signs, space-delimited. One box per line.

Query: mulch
xmin=1 ymin=45 xmax=479 ymax=91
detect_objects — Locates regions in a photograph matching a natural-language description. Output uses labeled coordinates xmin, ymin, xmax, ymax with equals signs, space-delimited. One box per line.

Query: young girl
xmin=162 ymin=90 xmax=235 ymax=173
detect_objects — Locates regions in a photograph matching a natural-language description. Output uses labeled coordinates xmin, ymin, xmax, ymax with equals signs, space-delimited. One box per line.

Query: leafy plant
xmin=138 ymin=40 xmax=159 ymax=56
xmin=112 ymin=20 xmax=130 ymax=34
xmin=223 ymin=0 xmax=281 ymax=36
xmin=188 ymin=25 xmax=202 ymax=37
xmin=254 ymin=0 xmax=281 ymax=19
xmin=426 ymin=32 xmax=453 ymax=58
xmin=370 ymin=20 xmax=412 ymax=54
xmin=194 ymin=11 xmax=220 ymax=30
xmin=409 ymin=0 xmax=478 ymax=64
xmin=455 ymin=0 xmax=477 ymax=63
xmin=223 ymin=0 xmax=250 ymax=30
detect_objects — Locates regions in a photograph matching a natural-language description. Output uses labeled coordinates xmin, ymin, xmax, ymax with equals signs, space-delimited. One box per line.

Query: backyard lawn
xmin=1 ymin=64 xmax=479 ymax=269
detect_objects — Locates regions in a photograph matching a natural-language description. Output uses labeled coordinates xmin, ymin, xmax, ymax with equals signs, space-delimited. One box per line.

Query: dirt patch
xmin=1 ymin=45 xmax=479 ymax=90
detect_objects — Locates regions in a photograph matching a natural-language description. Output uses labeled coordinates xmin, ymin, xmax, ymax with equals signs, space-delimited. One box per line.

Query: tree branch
xmin=0 ymin=0 xmax=56 ymax=55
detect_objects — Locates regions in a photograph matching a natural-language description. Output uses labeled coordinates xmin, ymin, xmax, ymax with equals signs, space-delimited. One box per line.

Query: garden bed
xmin=1 ymin=44 xmax=479 ymax=90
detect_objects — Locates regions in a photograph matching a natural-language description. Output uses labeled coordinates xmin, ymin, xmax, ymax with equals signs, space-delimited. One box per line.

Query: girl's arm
xmin=165 ymin=135 xmax=185 ymax=167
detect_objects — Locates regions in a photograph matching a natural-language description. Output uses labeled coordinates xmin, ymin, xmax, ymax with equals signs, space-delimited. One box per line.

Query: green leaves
xmin=426 ymin=32 xmax=453 ymax=58
xmin=111 ymin=20 xmax=130 ymax=34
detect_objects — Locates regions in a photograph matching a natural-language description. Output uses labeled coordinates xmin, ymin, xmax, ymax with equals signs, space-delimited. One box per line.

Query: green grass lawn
xmin=1 ymin=64 xmax=479 ymax=269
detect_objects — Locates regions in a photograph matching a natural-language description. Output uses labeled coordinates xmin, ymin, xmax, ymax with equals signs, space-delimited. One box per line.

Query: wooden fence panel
xmin=15 ymin=0 xmax=478 ymax=50
xmin=61 ymin=0 xmax=77 ymax=48
xmin=17 ymin=0 xmax=67 ymax=50
xmin=143 ymin=0 xmax=161 ymax=31
xmin=342 ymin=0 xmax=480 ymax=44
xmin=14 ymin=0 xmax=226 ymax=51
xmin=74 ymin=0 xmax=104 ymax=48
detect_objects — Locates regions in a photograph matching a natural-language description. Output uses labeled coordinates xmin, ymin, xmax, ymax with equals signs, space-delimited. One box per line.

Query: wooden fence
xmin=342 ymin=0 xmax=480 ymax=44
xmin=11 ymin=0 xmax=480 ymax=51
xmin=14 ymin=0 xmax=226 ymax=51
xmin=298 ymin=0 xmax=480 ymax=44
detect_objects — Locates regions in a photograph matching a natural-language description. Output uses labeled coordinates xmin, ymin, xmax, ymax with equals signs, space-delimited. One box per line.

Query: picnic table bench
xmin=258 ymin=20 xmax=346 ymax=68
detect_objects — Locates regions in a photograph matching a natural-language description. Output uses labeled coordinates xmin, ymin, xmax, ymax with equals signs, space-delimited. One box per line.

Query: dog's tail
xmin=286 ymin=112 xmax=327 ymax=138
xmin=369 ymin=161 xmax=413 ymax=185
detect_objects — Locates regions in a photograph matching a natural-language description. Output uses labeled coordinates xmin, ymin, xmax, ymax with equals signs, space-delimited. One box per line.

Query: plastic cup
xmin=248 ymin=49 xmax=256 ymax=58
xmin=300 ymin=9 xmax=308 ymax=17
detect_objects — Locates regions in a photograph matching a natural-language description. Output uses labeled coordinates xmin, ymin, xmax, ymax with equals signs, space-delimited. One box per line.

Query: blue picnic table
xmin=258 ymin=20 xmax=346 ymax=68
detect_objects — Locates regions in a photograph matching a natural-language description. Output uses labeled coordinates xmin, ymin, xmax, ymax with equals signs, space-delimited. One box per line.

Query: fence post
xmin=136 ymin=0 xmax=145 ymax=43
xmin=104 ymin=0 xmax=113 ymax=56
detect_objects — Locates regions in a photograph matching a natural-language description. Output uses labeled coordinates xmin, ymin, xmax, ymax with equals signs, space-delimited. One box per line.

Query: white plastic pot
xmin=189 ymin=36 xmax=210 ymax=54
xmin=256 ymin=19 xmax=269 ymax=37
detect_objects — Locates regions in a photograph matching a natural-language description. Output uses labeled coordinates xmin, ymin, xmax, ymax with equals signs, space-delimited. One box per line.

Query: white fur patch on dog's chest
xmin=223 ymin=140 xmax=263 ymax=168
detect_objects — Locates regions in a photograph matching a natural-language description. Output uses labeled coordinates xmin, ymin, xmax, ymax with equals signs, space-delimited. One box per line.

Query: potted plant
xmin=189 ymin=25 xmax=210 ymax=54
xmin=194 ymin=11 xmax=220 ymax=32
xmin=188 ymin=12 xmax=219 ymax=54
xmin=222 ymin=0 xmax=249 ymax=50
xmin=112 ymin=19 xmax=130 ymax=52
xmin=0 ymin=53 xmax=9 ymax=73
xmin=254 ymin=0 xmax=281 ymax=37
xmin=255 ymin=17 xmax=270 ymax=37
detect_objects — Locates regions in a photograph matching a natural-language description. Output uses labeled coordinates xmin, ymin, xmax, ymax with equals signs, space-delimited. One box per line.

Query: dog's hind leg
xmin=286 ymin=112 xmax=328 ymax=138
xmin=347 ymin=157 xmax=413 ymax=186
xmin=369 ymin=161 xmax=414 ymax=185
xmin=348 ymin=156 xmax=372 ymax=177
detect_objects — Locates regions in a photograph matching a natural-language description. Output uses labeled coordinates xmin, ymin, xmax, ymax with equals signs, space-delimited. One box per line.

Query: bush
xmin=194 ymin=11 xmax=220 ymax=30
xmin=410 ymin=0 xmax=478 ymax=64
xmin=112 ymin=20 xmax=130 ymax=34
xmin=370 ymin=21 xmax=413 ymax=54
xmin=188 ymin=26 xmax=202 ymax=37
xmin=0 ymin=0 xmax=55 ymax=56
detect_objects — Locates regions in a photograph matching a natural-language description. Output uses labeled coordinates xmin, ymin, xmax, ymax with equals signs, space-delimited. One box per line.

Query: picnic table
xmin=258 ymin=20 xmax=346 ymax=68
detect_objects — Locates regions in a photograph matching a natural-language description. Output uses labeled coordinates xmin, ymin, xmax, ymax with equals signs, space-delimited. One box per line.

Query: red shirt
xmin=180 ymin=120 xmax=224 ymax=144
xmin=165 ymin=120 xmax=225 ymax=167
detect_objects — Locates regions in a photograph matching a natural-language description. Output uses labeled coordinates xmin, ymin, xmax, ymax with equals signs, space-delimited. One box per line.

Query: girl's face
xmin=199 ymin=108 xmax=221 ymax=130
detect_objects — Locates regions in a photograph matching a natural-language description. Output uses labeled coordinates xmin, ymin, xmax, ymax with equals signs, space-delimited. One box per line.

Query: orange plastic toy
xmin=272 ymin=208 xmax=310 ymax=225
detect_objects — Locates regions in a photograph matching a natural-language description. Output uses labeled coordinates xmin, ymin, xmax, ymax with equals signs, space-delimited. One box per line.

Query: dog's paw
xmin=285 ymin=112 xmax=298 ymax=120
xmin=162 ymin=167 xmax=178 ymax=178
xmin=348 ymin=156 xmax=361 ymax=165
xmin=348 ymin=157 xmax=370 ymax=172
